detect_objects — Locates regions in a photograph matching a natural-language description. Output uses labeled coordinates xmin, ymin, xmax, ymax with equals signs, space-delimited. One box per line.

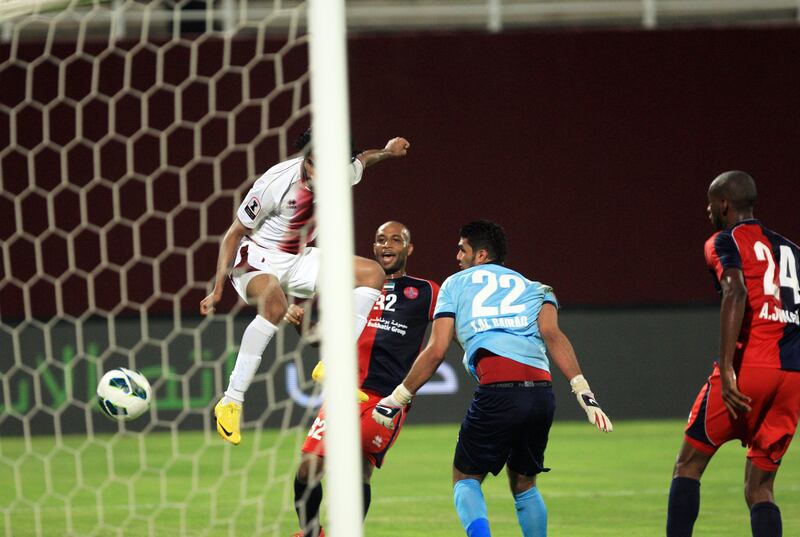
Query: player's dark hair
xmin=710 ymin=170 xmax=758 ymax=211
xmin=294 ymin=128 xmax=312 ymax=153
xmin=460 ymin=220 xmax=507 ymax=264
xmin=293 ymin=127 xmax=362 ymax=160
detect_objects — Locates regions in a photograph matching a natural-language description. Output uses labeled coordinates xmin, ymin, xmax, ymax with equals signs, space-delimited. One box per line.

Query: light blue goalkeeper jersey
xmin=434 ymin=263 xmax=558 ymax=381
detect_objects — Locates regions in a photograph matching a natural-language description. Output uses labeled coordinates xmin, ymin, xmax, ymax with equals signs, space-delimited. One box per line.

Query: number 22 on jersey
xmin=471 ymin=270 xmax=526 ymax=317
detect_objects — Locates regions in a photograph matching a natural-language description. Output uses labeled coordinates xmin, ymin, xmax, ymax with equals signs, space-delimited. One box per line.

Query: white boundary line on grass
xmin=5 ymin=484 xmax=800 ymax=513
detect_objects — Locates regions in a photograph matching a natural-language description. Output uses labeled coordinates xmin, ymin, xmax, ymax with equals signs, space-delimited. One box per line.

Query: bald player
xmin=286 ymin=221 xmax=439 ymax=537
xmin=667 ymin=171 xmax=800 ymax=537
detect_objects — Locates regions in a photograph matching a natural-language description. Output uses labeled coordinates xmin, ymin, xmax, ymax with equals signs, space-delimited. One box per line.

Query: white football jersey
xmin=236 ymin=156 xmax=364 ymax=254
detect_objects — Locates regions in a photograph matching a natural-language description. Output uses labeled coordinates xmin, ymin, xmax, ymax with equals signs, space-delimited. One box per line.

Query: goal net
xmin=0 ymin=1 xmax=355 ymax=535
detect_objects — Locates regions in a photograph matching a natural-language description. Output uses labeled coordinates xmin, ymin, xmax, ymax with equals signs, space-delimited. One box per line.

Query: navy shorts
xmin=453 ymin=382 xmax=555 ymax=477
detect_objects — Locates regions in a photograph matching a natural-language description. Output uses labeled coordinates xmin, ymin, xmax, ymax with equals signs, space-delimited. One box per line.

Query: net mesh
xmin=0 ymin=2 xmax=324 ymax=535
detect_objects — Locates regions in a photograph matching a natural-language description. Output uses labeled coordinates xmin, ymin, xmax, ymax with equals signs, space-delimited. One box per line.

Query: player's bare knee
xmin=507 ymin=470 xmax=536 ymax=495
xmin=261 ymin=293 xmax=288 ymax=324
xmin=248 ymin=277 xmax=287 ymax=324
xmin=744 ymin=482 xmax=774 ymax=508
xmin=297 ymin=455 xmax=324 ymax=484
xmin=362 ymin=460 xmax=375 ymax=483
xmin=673 ymin=443 xmax=710 ymax=479
xmin=453 ymin=466 xmax=485 ymax=486
xmin=744 ymin=463 xmax=776 ymax=507
xmin=245 ymin=274 xmax=278 ymax=299
xmin=355 ymin=258 xmax=384 ymax=290
xmin=673 ymin=454 xmax=708 ymax=479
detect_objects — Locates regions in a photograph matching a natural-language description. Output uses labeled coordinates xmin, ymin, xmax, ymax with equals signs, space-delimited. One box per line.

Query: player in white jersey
xmin=200 ymin=129 xmax=410 ymax=445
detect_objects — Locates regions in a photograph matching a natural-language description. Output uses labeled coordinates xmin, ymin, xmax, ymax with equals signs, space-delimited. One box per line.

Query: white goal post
xmin=307 ymin=1 xmax=364 ymax=537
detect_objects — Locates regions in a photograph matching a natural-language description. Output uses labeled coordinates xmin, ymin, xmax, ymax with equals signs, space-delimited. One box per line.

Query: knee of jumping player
xmin=354 ymin=257 xmax=384 ymax=290
xmin=249 ymin=276 xmax=287 ymax=324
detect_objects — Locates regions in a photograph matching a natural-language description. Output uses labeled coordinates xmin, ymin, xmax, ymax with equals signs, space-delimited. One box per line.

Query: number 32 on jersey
xmin=373 ymin=293 xmax=397 ymax=312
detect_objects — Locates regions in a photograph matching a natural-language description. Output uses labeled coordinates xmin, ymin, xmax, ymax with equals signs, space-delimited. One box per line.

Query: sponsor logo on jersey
xmin=372 ymin=435 xmax=384 ymax=448
xmin=244 ymin=197 xmax=260 ymax=220
xmin=286 ymin=198 xmax=297 ymax=210
xmin=404 ymin=287 xmax=419 ymax=299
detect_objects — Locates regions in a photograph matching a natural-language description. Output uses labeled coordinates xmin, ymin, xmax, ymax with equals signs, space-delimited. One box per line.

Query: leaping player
xmin=200 ymin=130 xmax=410 ymax=445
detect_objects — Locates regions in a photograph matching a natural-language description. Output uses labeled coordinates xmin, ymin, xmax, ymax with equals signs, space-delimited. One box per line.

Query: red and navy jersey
xmin=704 ymin=219 xmax=800 ymax=371
xmin=358 ymin=275 xmax=439 ymax=396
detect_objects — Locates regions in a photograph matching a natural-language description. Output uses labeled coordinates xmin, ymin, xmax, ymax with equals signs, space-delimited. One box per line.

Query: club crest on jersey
xmin=244 ymin=197 xmax=260 ymax=219
xmin=404 ymin=287 xmax=419 ymax=299
xmin=383 ymin=281 xmax=396 ymax=291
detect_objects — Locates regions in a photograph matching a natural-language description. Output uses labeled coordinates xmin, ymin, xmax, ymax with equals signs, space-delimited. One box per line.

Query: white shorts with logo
xmin=230 ymin=239 xmax=320 ymax=301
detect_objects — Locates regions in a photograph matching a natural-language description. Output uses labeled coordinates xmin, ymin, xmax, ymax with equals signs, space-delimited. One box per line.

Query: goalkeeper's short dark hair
xmin=294 ymin=127 xmax=362 ymax=160
xmin=459 ymin=220 xmax=507 ymax=264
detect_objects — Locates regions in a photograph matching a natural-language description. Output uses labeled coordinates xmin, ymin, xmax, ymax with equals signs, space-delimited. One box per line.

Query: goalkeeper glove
xmin=372 ymin=384 xmax=413 ymax=430
xmin=570 ymin=374 xmax=613 ymax=432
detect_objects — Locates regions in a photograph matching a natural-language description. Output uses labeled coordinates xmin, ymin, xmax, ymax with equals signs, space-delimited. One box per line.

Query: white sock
xmin=353 ymin=286 xmax=381 ymax=340
xmin=224 ymin=315 xmax=277 ymax=403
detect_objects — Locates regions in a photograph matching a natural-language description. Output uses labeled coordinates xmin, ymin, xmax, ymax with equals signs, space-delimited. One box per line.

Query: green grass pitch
xmin=2 ymin=420 xmax=798 ymax=536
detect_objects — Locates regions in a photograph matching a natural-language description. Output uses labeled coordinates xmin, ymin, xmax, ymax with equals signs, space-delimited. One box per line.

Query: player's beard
xmin=383 ymin=255 xmax=406 ymax=276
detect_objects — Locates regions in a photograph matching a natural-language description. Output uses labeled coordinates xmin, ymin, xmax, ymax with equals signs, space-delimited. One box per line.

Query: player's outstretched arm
xmin=718 ymin=267 xmax=752 ymax=419
xmin=372 ymin=316 xmax=454 ymax=429
xmin=356 ymin=137 xmax=410 ymax=168
xmin=539 ymin=304 xmax=613 ymax=432
xmin=200 ymin=219 xmax=248 ymax=315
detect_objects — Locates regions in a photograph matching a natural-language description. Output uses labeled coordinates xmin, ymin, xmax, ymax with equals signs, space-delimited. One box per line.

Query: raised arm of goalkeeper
xmin=372 ymin=304 xmax=613 ymax=432
xmin=538 ymin=303 xmax=613 ymax=432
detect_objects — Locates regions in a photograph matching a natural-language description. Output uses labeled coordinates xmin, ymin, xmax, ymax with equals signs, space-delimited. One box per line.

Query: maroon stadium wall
xmin=2 ymin=27 xmax=799 ymax=319
xmin=347 ymin=27 xmax=800 ymax=305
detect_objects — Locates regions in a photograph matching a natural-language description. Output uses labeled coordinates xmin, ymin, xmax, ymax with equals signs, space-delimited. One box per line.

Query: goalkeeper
xmin=286 ymin=221 xmax=439 ymax=537
xmin=372 ymin=219 xmax=612 ymax=537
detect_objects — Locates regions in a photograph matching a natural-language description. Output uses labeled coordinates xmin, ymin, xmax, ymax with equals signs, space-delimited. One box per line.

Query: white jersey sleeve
xmin=349 ymin=158 xmax=364 ymax=186
xmin=236 ymin=159 xmax=298 ymax=229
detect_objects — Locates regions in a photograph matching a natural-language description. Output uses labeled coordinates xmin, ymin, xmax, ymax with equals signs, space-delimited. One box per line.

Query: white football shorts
xmin=230 ymin=238 xmax=320 ymax=301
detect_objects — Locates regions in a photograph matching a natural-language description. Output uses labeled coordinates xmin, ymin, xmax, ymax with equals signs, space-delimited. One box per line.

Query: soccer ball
xmin=97 ymin=368 xmax=152 ymax=421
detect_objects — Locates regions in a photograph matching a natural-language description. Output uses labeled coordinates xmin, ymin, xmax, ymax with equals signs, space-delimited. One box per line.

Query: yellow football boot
xmin=214 ymin=399 xmax=242 ymax=445
xmin=310 ymin=361 xmax=369 ymax=403
xmin=311 ymin=360 xmax=325 ymax=383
